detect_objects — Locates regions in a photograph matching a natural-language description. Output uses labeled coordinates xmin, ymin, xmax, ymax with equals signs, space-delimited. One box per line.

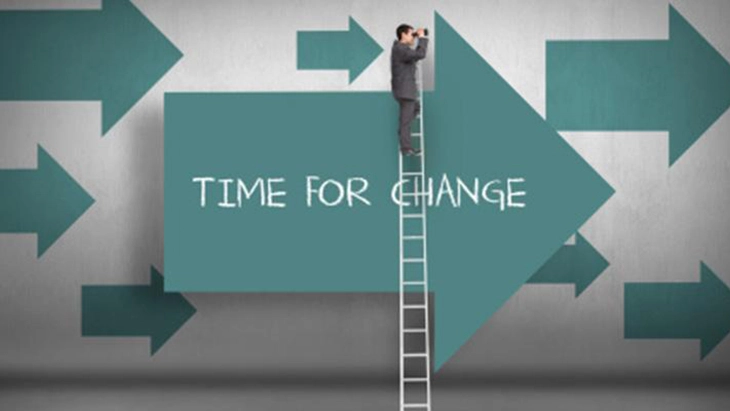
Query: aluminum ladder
xmin=398 ymin=60 xmax=432 ymax=411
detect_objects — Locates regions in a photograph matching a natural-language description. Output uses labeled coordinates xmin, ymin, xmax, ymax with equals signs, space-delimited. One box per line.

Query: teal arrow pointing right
xmin=165 ymin=12 xmax=613 ymax=371
xmin=527 ymin=232 xmax=609 ymax=297
xmin=625 ymin=262 xmax=730 ymax=359
xmin=297 ymin=16 xmax=383 ymax=84
xmin=82 ymin=267 xmax=196 ymax=355
xmin=426 ymin=13 xmax=613 ymax=370
xmin=0 ymin=145 xmax=94 ymax=257
xmin=547 ymin=5 xmax=730 ymax=166
xmin=0 ymin=0 xmax=183 ymax=135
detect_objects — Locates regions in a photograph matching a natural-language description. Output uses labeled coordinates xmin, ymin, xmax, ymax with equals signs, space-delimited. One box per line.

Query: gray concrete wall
xmin=1 ymin=0 xmax=729 ymax=387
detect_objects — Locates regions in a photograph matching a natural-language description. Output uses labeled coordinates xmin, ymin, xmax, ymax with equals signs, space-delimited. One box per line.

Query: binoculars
xmin=414 ymin=28 xmax=429 ymax=37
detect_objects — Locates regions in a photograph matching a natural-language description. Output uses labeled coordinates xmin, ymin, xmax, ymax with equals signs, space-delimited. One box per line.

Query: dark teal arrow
xmin=297 ymin=16 xmax=382 ymax=83
xmin=0 ymin=145 xmax=94 ymax=257
xmin=527 ymin=232 xmax=609 ymax=296
xmin=0 ymin=0 xmax=182 ymax=135
xmin=82 ymin=267 xmax=196 ymax=355
xmin=547 ymin=5 xmax=730 ymax=166
xmin=625 ymin=262 xmax=730 ymax=359
xmin=165 ymin=12 xmax=613 ymax=371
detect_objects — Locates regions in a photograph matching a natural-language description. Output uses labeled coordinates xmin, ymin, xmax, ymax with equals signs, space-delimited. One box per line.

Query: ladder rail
xmin=398 ymin=95 xmax=406 ymax=411
xmin=418 ymin=58 xmax=432 ymax=411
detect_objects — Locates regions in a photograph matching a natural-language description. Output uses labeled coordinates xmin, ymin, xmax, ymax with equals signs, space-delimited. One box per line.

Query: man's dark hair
xmin=396 ymin=24 xmax=413 ymax=40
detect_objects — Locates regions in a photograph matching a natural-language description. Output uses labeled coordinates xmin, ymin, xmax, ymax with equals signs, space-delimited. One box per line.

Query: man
xmin=391 ymin=24 xmax=428 ymax=156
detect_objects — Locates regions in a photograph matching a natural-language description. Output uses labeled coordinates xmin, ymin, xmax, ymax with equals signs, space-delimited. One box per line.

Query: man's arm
xmin=399 ymin=37 xmax=428 ymax=63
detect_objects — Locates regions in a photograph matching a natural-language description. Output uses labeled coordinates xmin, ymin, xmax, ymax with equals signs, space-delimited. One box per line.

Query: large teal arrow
xmin=0 ymin=0 xmax=182 ymax=135
xmin=82 ymin=267 xmax=196 ymax=355
xmin=165 ymin=12 xmax=613 ymax=371
xmin=547 ymin=5 xmax=730 ymax=166
xmin=297 ymin=16 xmax=383 ymax=84
xmin=625 ymin=262 xmax=730 ymax=359
xmin=0 ymin=145 xmax=94 ymax=257
xmin=526 ymin=232 xmax=609 ymax=297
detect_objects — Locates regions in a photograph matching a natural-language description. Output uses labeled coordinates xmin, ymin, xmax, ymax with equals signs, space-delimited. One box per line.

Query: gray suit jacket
xmin=390 ymin=38 xmax=429 ymax=100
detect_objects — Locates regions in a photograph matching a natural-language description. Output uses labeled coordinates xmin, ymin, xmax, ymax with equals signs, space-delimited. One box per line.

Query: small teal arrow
xmin=547 ymin=5 xmax=730 ymax=166
xmin=527 ymin=233 xmax=609 ymax=297
xmin=297 ymin=16 xmax=383 ymax=83
xmin=0 ymin=0 xmax=183 ymax=135
xmin=625 ymin=262 xmax=730 ymax=359
xmin=82 ymin=267 xmax=196 ymax=355
xmin=0 ymin=145 xmax=94 ymax=257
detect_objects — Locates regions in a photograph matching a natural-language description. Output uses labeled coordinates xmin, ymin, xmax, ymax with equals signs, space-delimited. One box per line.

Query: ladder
xmin=398 ymin=60 xmax=432 ymax=411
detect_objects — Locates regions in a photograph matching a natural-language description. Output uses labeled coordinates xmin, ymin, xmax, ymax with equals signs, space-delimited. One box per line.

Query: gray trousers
xmin=397 ymin=98 xmax=420 ymax=153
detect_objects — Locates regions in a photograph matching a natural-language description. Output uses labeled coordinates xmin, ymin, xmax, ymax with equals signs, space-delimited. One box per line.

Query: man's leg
xmin=398 ymin=98 xmax=417 ymax=153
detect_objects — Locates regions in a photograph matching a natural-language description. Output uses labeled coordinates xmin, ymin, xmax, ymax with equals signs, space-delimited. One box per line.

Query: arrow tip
xmin=347 ymin=16 xmax=383 ymax=84
xmin=431 ymin=8 xmax=613 ymax=371
xmin=699 ymin=262 xmax=730 ymax=359
xmin=36 ymin=146 xmax=94 ymax=257
xmin=574 ymin=233 xmax=610 ymax=297
xmin=149 ymin=267 xmax=196 ymax=355
xmin=100 ymin=0 xmax=183 ymax=134
xmin=667 ymin=5 xmax=730 ymax=165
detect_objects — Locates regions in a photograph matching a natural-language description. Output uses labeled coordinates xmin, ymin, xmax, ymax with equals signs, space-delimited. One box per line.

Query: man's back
xmin=390 ymin=38 xmax=429 ymax=100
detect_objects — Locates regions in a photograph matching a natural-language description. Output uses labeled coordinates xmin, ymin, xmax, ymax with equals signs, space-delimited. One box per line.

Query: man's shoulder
xmin=392 ymin=41 xmax=412 ymax=59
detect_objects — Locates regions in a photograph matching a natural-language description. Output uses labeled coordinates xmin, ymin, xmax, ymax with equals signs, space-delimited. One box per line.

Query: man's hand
xmin=416 ymin=28 xmax=426 ymax=37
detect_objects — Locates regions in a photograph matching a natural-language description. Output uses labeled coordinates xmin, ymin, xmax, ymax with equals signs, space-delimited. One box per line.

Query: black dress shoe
xmin=402 ymin=148 xmax=422 ymax=156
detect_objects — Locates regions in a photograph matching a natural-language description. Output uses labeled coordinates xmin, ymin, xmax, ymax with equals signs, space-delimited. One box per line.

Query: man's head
xmin=396 ymin=24 xmax=415 ymax=46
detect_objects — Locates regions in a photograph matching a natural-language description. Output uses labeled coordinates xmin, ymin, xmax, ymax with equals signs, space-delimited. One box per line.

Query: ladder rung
xmin=411 ymin=133 xmax=422 ymax=137
xmin=403 ymin=328 xmax=427 ymax=333
xmin=400 ymin=192 xmax=428 ymax=197
xmin=403 ymin=213 xmax=423 ymax=218
xmin=402 ymin=172 xmax=423 ymax=176
xmin=403 ymin=281 xmax=425 ymax=286
xmin=403 ymin=353 xmax=428 ymax=358
xmin=403 ymin=378 xmax=429 ymax=383
xmin=404 ymin=403 xmax=429 ymax=408
xmin=403 ymin=258 xmax=425 ymax=263
xmin=403 ymin=235 xmax=424 ymax=240
xmin=403 ymin=304 xmax=427 ymax=309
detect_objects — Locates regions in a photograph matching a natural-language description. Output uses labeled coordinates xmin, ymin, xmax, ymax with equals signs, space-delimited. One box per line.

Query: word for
xmin=191 ymin=174 xmax=526 ymax=211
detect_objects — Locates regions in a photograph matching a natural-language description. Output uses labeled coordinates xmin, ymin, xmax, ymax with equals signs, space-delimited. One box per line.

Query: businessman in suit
xmin=391 ymin=24 xmax=428 ymax=156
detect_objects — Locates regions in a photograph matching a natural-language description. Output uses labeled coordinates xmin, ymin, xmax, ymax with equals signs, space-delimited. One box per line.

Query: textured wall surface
xmin=1 ymin=0 xmax=729 ymax=409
